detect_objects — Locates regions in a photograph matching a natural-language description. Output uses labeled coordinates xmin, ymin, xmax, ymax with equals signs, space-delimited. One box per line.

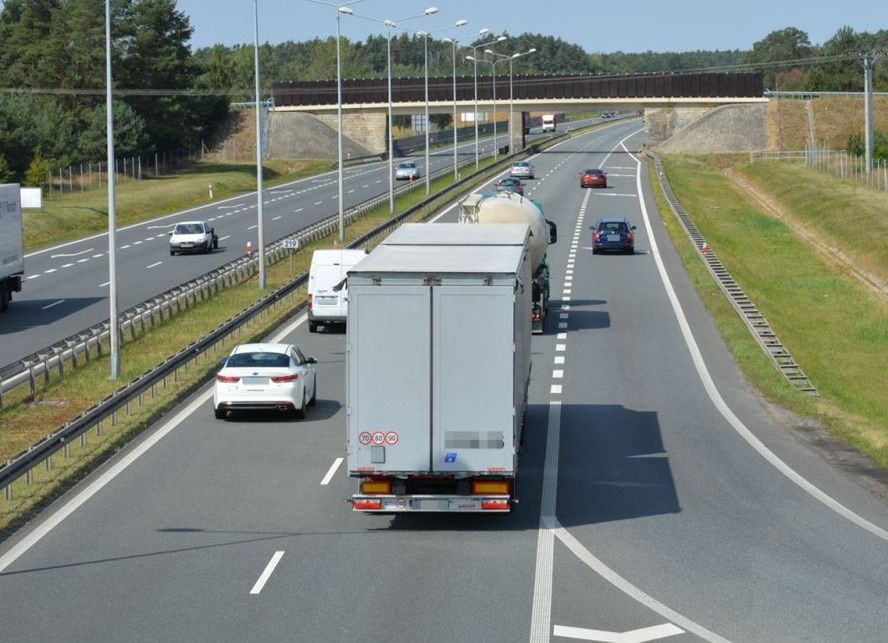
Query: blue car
xmin=592 ymin=217 xmax=636 ymax=254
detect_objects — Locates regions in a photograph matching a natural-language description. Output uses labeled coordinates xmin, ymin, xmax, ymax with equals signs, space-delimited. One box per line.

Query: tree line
xmin=1 ymin=1 xmax=886 ymax=186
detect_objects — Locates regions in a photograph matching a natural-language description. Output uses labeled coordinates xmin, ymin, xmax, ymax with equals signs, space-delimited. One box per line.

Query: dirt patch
xmin=725 ymin=168 xmax=888 ymax=307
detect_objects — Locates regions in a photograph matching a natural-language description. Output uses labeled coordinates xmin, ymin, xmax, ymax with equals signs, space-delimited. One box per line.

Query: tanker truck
xmin=459 ymin=191 xmax=557 ymax=333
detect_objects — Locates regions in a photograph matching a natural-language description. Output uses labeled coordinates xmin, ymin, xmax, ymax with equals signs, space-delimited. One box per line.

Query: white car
xmin=394 ymin=161 xmax=420 ymax=180
xmin=169 ymin=220 xmax=218 ymax=255
xmin=510 ymin=161 xmax=534 ymax=179
xmin=213 ymin=343 xmax=317 ymax=419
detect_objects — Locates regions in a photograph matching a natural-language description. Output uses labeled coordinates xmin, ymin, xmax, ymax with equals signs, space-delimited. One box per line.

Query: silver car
xmin=395 ymin=161 xmax=421 ymax=180
xmin=510 ymin=161 xmax=534 ymax=179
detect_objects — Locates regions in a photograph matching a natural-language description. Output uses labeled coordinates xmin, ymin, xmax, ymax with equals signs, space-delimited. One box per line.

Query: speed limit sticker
xmin=358 ymin=432 xmax=372 ymax=446
xmin=385 ymin=431 xmax=400 ymax=445
xmin=372 ymin=432 xmax=385 ymax=445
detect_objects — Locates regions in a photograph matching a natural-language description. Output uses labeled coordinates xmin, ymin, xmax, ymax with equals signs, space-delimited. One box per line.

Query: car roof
xmin=231 ymin=343 xmax=293 ymax=355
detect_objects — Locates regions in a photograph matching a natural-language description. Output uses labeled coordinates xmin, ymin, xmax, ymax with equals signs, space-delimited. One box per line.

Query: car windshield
xmin=398 ymin=163 xmax=415 ymax=169
xmin=174 ymin=223 xmax=203 ymax=234
xmin=599 ymin=221 xmax=629 ymax=232
xmin=514 ymin=162 xmax=528 ymax=167
xmin=585 ymin=169 xmax=603 ymax=175
xmin=226 ymin=352 xmax=290 ymax=368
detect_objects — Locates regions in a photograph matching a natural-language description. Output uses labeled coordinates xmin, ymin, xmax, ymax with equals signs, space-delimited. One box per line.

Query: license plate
xmin=316 ymin=296 xmax=338 ymax=305
xmin=607 ymin=234 xmax=621 ymax=242
xmin=242 ymin=377 xmax=268 ymax=385
xmin=412 ymin=499 xmax=450 ymax=510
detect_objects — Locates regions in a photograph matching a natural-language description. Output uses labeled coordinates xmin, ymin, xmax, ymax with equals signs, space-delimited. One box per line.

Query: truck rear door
xmin=432 ymin=286 xmax=514 ymax=473
xmin=348 ymin=285 xmax=431 ymax=473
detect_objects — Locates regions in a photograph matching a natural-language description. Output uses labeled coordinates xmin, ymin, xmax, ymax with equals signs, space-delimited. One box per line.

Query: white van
xmin=307 ymin=248 xmax=367 ymax=332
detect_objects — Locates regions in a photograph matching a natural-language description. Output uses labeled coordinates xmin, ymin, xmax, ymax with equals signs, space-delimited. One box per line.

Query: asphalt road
xmin=3 ymin=119 xmax=886 ymax=642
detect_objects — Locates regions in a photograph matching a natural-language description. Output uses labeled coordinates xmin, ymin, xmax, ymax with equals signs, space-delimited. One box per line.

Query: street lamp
xmin=442 ymin=36 xmax=462 ymax=181
xmin=470 ymin=31 xmax=507 ymax=169
xmin=417 ymin=19 xmax=467 ymax=194
xmin=353 ymin=7 xmax=438 ymax=212
xmin=306 ymin=0 xmax=363 ymax=242
xmin=486 ymin=47 xmax=536 ymax=156
xmin=252 ymin=0 xmax=266 ymax=289
xmin=104 ymin=0 xmax=120 ymax=379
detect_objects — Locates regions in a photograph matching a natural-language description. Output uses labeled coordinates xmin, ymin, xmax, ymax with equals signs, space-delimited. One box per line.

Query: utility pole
xmin=863 ymin=52 xmax=874 ymax=173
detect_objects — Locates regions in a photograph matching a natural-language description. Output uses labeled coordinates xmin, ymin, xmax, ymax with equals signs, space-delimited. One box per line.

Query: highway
xmin=0 ymin=126 xmax=524 ymax=369
xmin=4 ymin=119 xmax=886 ymax=642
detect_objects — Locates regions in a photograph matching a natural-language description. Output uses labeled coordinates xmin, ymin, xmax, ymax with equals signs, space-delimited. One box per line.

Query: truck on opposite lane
xmin=0 ymin=184 xmax=24 ymax=313
xmin=346 ymin=223 xmax=532 ymax=512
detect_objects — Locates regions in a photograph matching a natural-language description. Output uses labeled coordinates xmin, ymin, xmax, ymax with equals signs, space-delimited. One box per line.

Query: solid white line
xmin=320 ymin=457 xmax=344 ymax=486
xmin=553 ymin=622 xmax=685 ymax=642
xmin=146 ymin=262 xmax=162 ymax=269
xmin=554 ymin=526 xmax=725 ymax=643
xmin=622 ymin=138 xmax=888 ymax=543
xmin=249 ymin=551 xmax=285 ymax=595
xmin=41 ymin=300 xmax=65 ymax=310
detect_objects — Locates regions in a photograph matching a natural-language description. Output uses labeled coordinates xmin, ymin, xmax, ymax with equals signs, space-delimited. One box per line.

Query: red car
xmin=580 ymin=168 xmax=607 ymax=188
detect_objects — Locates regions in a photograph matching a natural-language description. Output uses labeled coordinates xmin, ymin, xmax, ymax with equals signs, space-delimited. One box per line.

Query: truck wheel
xmin=308 ymin=321 xmax=319 ymax=333
xmin=170 ymin=249 xmax=176 ymax=256
xmin=0 ymin=283 xmax=8 ymax=312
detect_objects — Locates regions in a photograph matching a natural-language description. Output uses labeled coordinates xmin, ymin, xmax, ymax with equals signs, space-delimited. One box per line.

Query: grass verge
xmin=648 ymin=154 xmax=888 ymax=469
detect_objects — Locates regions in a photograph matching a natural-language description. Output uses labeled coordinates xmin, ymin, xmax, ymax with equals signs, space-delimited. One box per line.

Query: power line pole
xmin=863 ymin=52 xmax=874 ymax=173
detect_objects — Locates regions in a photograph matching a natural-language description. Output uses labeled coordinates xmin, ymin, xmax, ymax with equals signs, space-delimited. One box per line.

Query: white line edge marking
xmin=621 ymin=136 xmax=888 ymax=543
xmin=553 ymin=623 xmax=685 ymax=642
xmin=320 ymin=457 xmax=344 ymax=486
xmin=249 ymin=551 xmax=285 ymax=595
xmin=0 ymin=314 xmax=308 ymax=573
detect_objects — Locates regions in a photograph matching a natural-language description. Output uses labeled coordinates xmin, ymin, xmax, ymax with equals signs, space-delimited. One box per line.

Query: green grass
xmin=652 ymin=155 xmax=888 ymax=467
xmin=25 ymin=159 xmax=331 ymax=251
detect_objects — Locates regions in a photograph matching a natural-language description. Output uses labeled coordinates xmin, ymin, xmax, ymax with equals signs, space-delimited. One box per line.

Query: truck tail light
xmin=472 ymin=480 xmax=510 ymax=495
xmin=271 ymin=374 xmax=298 ymax=383
xmin=354 ymin=499 xmax=383 ymax=510
xmin=216 ymin=375 xmax=239 ymax=383
xmin=481 ymin=499 xmax=510 ymax=511
xmin=361 ymin=479 xmax=392 ymax=495
xmin=307 ymin=293 xmax=313 ymax=310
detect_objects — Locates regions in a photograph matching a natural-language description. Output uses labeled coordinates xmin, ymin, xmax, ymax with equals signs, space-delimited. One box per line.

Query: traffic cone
xmin=246 ymin=240 xmax=254 ymax=255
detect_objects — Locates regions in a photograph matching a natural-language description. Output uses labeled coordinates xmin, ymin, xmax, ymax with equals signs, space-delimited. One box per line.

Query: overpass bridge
xmin=268 ymin=72 xmax=767 ymax=157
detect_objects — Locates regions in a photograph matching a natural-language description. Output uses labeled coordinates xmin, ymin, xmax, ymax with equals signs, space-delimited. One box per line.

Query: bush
xmin=846 ymin=131 xmax=888 ymax=161
xmin=25 ymin=154 xmax=50 ymax=188
xmin=0 ymin=154 xmax=15 ymax=183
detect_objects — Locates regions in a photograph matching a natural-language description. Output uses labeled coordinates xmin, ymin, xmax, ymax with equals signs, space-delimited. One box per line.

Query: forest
xmin=1 ymin=0 xmax=886 ymax=185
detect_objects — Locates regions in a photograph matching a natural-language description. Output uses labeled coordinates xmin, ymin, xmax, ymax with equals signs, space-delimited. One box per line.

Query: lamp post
xmin=252 ymin=0 xmax=266 ymax=289
xmin=470 ymin=31 xmax=507 ymax=169
xmin=442 ymin=37 xmax=461 ymax=181
xmin=417 ymin=19 xmax=467 ymax=194
xmin=360 ymin=7 xmax=438 ymax=213
xmin=486 ymin=47 xmax=536 ymax=156
xmin=104 ymin=0 xmax=120 ymax=379
xmin=306 ymin=0 xmax=363 ymax=242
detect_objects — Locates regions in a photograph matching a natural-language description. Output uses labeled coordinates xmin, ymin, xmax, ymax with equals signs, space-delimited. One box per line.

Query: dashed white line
xmin=554 ymin=356 xmax=565 ymax=365
xmin=146 ymin=261 xmax=162 ymax=269
xmin=550 ymin=384 xmax=562 ymax=394
xmin=250 ymin=551 xmax=285 ymax=595
xmin=321 ymin=458 xmax=344 ymax=486
xmin=219 ymin=235 xmax=231 ymax=241
xmin=552 ymin=370 xmax=564 ymax=379
xmin=247 ymin=225 xmax=257 ymax=230
xmin=41 ymin=300 xmax=65 ymax=310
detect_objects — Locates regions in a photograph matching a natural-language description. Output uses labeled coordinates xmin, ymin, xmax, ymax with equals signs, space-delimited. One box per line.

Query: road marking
xmin=552 ymin=370 xmax=563 ymax=379
xmin=294 ymin=208 xmax=304 ymax=213
xmin=554 ymin=356 xmax=564 ymax=364
xmin=26 ymin=275 xmax=40 ymax=280
xmin=133 ymin=241 xmax=142 ymax=245
xmin=621 ymin=134 xmax=888 ymax=544
xmin=99 ymin=281 xmax=110 ymax=287
xmin=273 ymin=216 xmax=282 ymax=221
xmin=44 ymin=268 xmax=57 ymax=274
xmin=146 ymin=262 xmax=162 ymax=269
xmin=552 ymin=623 xmax=684 ymax=642
xmin=50 ymin=248 xmax=93 ymax=259
xmin=555 ymin=343 xmax=566 ymax=352
xmin=314 ymin=201 xmax=322 ymax=205
xmin=120 ymin=245 xmax=131 ymax=249
xmin=560 ymin=313 xmax=569 ymax=319
xmin=219 ymin=235 xmax=231 ymax=241
xmin=321 ymin=457 xmax=344 ymax=486
xmin=250 ymin=551 xmax=285 ymax=595
xmin=594 ymin=193 xmax=638 ymax=197
xmin=77 ymin=258 xmax=89 ymax=263
xmin=92 ymin=254 xmax=104 ymax=258
xmin=41 ymin=300 xmax=65 ymax=310
xmin=247 ymin=225 xmax=257 ymax=230
xmin=550 ymin=385 xmax=562 ymax=394
xmin=61 ymin=263 xmax=74 ymax=268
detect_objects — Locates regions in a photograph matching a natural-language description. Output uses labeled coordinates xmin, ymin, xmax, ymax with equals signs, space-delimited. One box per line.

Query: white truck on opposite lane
xmin=0 ymin=184 xmax=24 ymax=313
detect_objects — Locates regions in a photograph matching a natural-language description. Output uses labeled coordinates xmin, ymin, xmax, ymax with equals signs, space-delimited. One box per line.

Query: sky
xmin=180 ymin=0 xmax=883 ymax=53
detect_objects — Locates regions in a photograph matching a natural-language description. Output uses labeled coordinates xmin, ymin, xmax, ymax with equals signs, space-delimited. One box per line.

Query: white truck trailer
xmin=0 ymin=184 xmax=25 ymax=313
xmin=346 ymin=223 xmax=532 ymax=513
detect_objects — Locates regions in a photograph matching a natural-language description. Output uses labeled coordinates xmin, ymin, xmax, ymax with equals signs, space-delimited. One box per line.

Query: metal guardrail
xmin=0 ymin=140 xmax=496 ymax=409
xmin=648 ymin=151 xmax=817 ymax=395
xmin=0 ymin=127 xmax=576 ymax=497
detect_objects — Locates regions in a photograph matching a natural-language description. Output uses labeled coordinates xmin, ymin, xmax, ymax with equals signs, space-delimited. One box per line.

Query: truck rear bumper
xmin=351 ymin=494 xmax=511 ymax=513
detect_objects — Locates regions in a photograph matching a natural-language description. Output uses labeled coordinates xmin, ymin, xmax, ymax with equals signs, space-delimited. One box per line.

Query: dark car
xmin=495 ymin=177 xmax=525 ymax=196
xmin=580 ymin=168 xmax=607 ymax=188
xmin=592 ymin=217 xmax=636 ymax=254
